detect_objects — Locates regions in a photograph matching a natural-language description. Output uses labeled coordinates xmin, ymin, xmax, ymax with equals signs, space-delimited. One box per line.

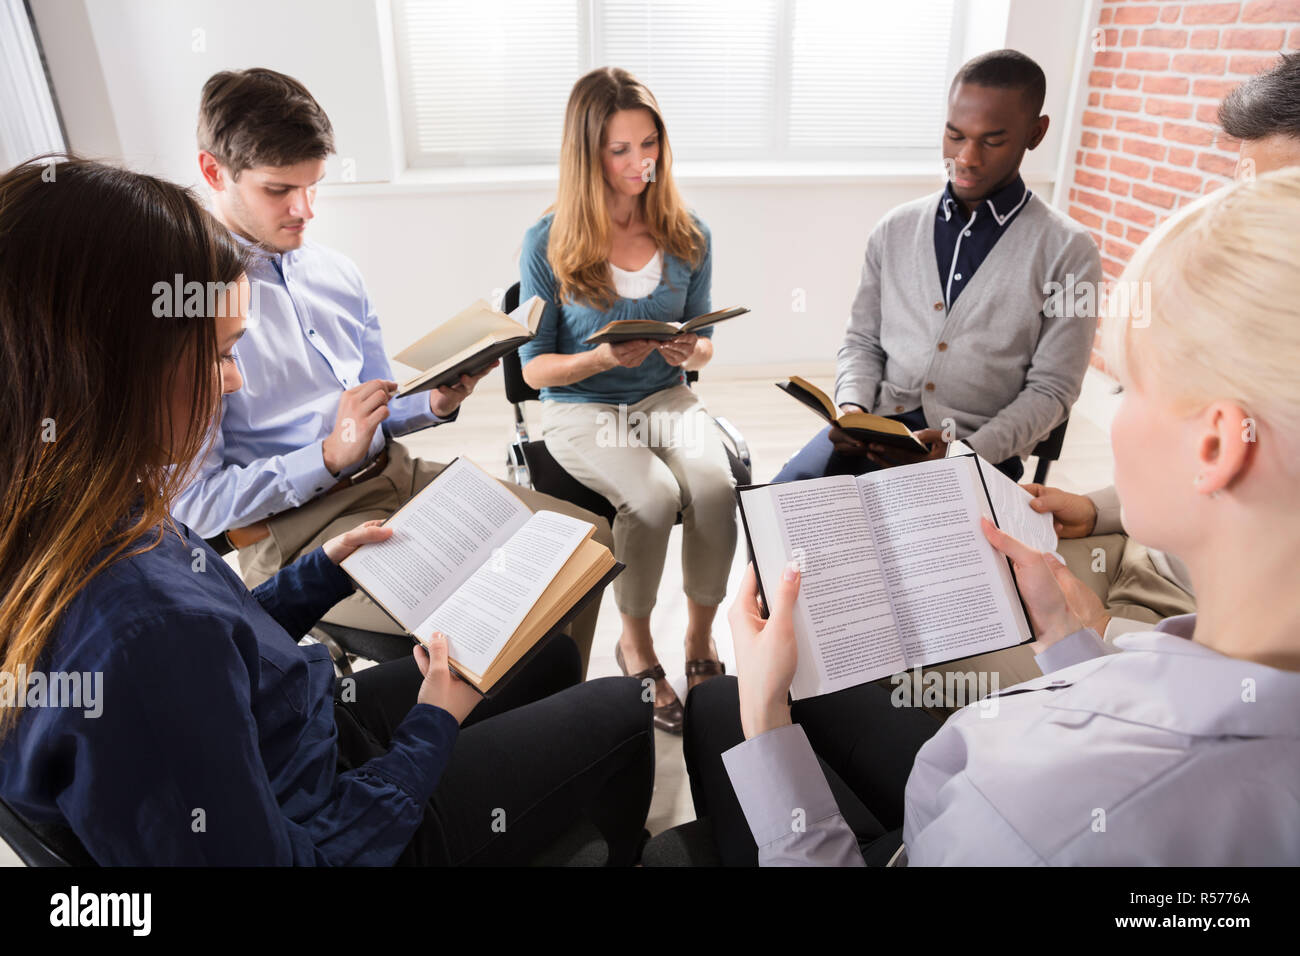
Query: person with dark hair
xmin=172 ymin=68 xmax=615 ymax=677
xmin=0 ymin=156 xmax=654 ymax=865
xmin=773 ymin=49 xmax=1100 ymax=485
xmin=1218 ymin=52 xmax=1300 ymax=181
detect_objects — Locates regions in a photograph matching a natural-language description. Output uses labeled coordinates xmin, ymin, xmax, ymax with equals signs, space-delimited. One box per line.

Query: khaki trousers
xmin=237 ymin=441 xmax=614 ymax=677
xmin=539 ymin=385 xmax=739 ymax=617
xmin=884 ymin=533 xmax=1197 ymax=719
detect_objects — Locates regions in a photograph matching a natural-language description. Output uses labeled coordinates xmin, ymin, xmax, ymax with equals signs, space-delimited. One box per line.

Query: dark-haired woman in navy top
xmin=0 ymin=157 xmax=652 ymax=866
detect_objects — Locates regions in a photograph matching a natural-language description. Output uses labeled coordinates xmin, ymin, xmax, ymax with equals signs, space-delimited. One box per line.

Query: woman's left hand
xmin=657 ymin=332 xmax=698 ymax=367
xmin=980 ymin=518 xmax=1086 ymax=649
xmin=728 ymin=561 xmax=801 ymax=739
xmin=323 ymin=519 xmax=394 ymax=565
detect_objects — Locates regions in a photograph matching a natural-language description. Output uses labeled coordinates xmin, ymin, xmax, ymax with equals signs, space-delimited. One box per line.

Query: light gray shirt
xmin=723 ymin=614 xmax=1300 ymax=865
xmin=834 ymin=189 xmax=1101 ymax=463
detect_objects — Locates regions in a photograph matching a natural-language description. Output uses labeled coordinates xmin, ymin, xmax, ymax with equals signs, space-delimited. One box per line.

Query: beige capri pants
xmin=540 ymin=384 xmax=739 ymax=617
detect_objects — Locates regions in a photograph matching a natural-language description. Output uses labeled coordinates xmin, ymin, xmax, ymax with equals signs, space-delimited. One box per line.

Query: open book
xmin=583 ymin=305 xmax=749 ymax=345
xmin=393 ymin=296 xmax=545 ymax=397
xmin=737 ymin=454 xmax=1057 ymax=700
xmin=341 ymin=457 xmax=620 ymax=695
xmin=777 ymin=376 xmax=929 ymax=453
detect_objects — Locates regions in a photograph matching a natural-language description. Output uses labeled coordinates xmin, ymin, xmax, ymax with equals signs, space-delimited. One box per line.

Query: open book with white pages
xmin=736 ymin=453 xmax=1057 ymax=700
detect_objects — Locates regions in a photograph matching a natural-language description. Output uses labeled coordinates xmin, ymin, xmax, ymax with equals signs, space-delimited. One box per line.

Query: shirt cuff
xmin=832 ymin=382 xmax=875 ymax=411
xmin=301 ymin=545 xmax=357 ymax=602
xmin=961 ymin=427 xmax=1006 ymax=466
xmin=384 ymin=392 xmax=457 ymax=437
xmin=1103 ymin=615 xmax=1153 ymax=642
xmin=370 ymin=704 xmax=461 ymax=806
xmin=1034 ymin=627 xmax=1111 ymax=674
xmin=721 ymin=723 xmax=841 ymax=848
xmin=1085 ymin=485 xmax=1125 ymax=535
xmin=284 ymin=440 xmax=338 ymax=508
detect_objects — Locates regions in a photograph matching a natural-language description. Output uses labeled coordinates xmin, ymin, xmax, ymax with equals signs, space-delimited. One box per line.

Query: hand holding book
xmin=728 ymin=562 xmax=800 ymax=740
xmin=981 ymin=518 xmax=1097 ymax=646
xmin=413 ymin=631 xmax=482 ymax=724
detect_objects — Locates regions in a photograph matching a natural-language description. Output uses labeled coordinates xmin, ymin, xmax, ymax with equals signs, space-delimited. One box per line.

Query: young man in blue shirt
xmin=775 ymin=49 xmax=1101 ymax=484
xmin=172 ymin=68 xmax=613 ymax=674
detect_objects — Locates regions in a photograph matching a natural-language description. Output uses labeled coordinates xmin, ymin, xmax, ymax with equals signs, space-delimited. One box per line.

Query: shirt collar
xmin=938 ymin=174 xmax=1030 ymax=226
xmin=1041 ymin=614 xmax=1300 ymax=739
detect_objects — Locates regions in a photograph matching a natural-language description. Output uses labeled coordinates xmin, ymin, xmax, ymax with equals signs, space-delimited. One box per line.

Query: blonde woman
xmin=687 ymin=168 xmax=1300 ymax=864
xmin=519 ymin=67 xmax=738 ymax=734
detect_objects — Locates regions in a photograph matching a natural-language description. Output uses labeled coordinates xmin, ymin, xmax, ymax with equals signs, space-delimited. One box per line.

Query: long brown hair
xmin=0 ymin=156 xmax=247 ymax=741
xmin=549 ymin=67 xmax=704 ymax=309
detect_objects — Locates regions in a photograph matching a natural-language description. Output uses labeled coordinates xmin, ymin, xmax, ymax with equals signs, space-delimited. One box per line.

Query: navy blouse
xmin=0 ymin=519 xmax=459 ymax=865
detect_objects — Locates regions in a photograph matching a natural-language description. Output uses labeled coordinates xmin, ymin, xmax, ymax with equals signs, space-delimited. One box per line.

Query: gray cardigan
xmin=835 ymin=189 xmax=1102 ymax=462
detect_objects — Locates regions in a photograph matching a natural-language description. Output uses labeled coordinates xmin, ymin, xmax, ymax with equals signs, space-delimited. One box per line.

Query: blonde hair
xmin=1103 ymin=167 xmax=1300 ymax=469
xmin=548 ymin=67 xmax=704 ymax=309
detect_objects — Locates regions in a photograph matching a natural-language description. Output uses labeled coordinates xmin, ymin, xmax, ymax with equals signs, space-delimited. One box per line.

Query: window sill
xmin=320 ymin=159 xmax=968 ymax=196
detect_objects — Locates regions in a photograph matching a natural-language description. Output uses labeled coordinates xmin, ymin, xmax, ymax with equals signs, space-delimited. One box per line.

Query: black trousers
xmin=333 ymin=636 xmax=655 ymax=865
xmin=684 ymin=675 xmax=942 ymax=866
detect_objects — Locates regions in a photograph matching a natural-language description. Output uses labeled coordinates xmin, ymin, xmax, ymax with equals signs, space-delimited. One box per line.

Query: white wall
xmin=31 ymin=0 xmax=1087 ymax=366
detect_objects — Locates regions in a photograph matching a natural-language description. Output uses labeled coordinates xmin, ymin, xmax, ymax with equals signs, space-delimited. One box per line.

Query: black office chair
xmin=203 ymin=533 xmax=410 ymax=672
xmin=500 ymin=283 xmax=752 ymax=521
xmin=0 ymin=796 xmax=94 ymax=866
xmin=1027 ymin=416 xmax=1070 ymax=484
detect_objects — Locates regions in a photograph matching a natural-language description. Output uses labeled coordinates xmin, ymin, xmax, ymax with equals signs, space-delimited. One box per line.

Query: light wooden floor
xmin=398 ymin=361 xmax=1123 ymax=836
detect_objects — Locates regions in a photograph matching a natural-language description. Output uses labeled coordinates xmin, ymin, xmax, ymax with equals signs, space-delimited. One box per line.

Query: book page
xmin=858 ymin=457 xmax=1032 ymax=670
xmin=413 ymin=510 xmax=591 ymax=678
xmin=341 ymin=458 xmax=532 ymax=632
xmin=740 ymin=476 xmax=904 ymax=701
xmin=393 ymin=299 xmax=523 ymax=372
xmin=972 ymin=455 xmax=1058 ymax=554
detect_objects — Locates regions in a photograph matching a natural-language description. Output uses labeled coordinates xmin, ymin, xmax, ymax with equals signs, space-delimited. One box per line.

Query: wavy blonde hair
xmin=548 ymin=67 xmax=704 ymax=310
xmin=1103 ymin=167 xmax=1300 ymax=472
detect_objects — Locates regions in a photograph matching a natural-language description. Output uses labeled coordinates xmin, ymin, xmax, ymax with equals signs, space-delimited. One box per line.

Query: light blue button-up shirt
xmin=724 ymin=615 xmax=1300 ymax=865
xmin=172 ymin=238 xmax=448 ymax=538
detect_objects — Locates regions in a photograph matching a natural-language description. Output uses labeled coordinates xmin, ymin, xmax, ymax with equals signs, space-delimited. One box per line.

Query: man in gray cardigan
xmin=775 ymin=50 xmax=1101 ymax=484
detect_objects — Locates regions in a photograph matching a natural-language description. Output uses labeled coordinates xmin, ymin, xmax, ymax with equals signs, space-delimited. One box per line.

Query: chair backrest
xmin=1029 ymin=416 xmax=1070 ymax=485
xmin=501 ymin=283 xmax=542 ymax=405
xmin=0 ymin=796 xmax=90 ymax=867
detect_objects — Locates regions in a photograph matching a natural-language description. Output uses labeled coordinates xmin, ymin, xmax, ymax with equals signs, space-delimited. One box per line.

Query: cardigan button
xmin=937 ymin=342 xmax=948 ymax=351
xmin=925 ymin=382 xmax=936 ymax=392
xmin=933 ymin=301 xmax=943 ymax=311
xmin=894 ymin=405 xmax=904 ymax=413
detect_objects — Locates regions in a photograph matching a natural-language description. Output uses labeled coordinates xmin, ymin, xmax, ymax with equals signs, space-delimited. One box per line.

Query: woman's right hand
xmin=595 ymin=339 xmax=659 ymax=371
xmin=413 ymin=632 xmax=481 ymax=724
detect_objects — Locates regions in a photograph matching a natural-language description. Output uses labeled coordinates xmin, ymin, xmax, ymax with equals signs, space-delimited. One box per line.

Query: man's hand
xmin=429 ymin=359 xmax=499 ymax=418
xmin=656 ymin=332 xmax=698 ymax=367
xmin=322 ymin=519 xmax=393 ymax=564
xmin=728 ymin=562 xmax=800 ymax=740
xmin=1021 ymin=483 xmax=1098 ymax=538
xmin=865 ymin=427 xmax=948 ymax=469
xmin=414 ymin=631 xmax=481 ymax=724
xmin=322 ymin=379 xmax=397 ymax=476
xmin=594 ymin=339 xmax=659 ymax=371
xmin=828 ymin=403 xmax=869 ymax=455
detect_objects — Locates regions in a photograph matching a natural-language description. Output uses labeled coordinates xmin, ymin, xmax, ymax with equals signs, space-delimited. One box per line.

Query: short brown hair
xmin=197 ymin=68 xmax=334 ymax=178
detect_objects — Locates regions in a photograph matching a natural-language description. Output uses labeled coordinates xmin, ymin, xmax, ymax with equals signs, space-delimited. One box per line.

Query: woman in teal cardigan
xmin=519 ymin=68 xmax=738 ymax=734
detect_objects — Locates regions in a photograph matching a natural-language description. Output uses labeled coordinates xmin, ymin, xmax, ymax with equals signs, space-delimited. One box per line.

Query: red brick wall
xmin=1066 ymin=0 xmax=1299 ymax=369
